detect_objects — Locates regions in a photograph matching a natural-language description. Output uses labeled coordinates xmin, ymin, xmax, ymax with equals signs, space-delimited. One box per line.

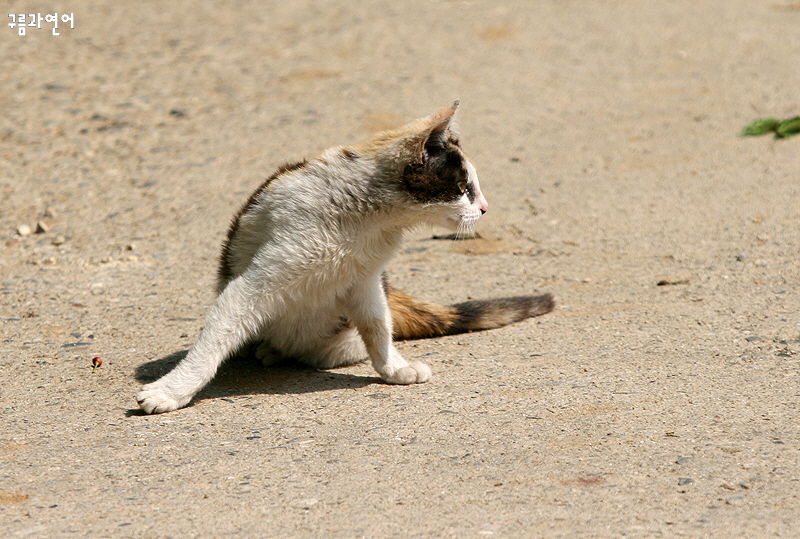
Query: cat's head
xmin=364 ymin=101 xmax=489 ymax=233
xmin=398 ymin=101 xmax=488 ymax=233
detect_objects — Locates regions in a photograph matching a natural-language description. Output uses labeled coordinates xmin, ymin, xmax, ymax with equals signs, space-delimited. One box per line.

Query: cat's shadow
xmin=127 ymin=349 xmax=380 ymax=416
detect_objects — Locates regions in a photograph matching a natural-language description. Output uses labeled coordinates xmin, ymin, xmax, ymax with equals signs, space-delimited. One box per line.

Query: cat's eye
xmin=457 ymin=180 xmax=467 ymax=194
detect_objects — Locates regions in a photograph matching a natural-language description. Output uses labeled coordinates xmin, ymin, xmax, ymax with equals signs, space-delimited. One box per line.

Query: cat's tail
xmin=386 ymin=284 xmax=555 ymax=340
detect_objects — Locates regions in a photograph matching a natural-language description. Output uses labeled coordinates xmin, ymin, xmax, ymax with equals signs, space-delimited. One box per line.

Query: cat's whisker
xmin=464 ymin=222 xmax=474 ymax=239
xmin=454 ymin=220 xmax=468 ymax=240
xmin=456 ymin=216 xmax=478 ymax=240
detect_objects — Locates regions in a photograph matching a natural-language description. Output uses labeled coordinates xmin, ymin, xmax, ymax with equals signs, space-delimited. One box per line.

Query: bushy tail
xmin=386 ymin=284 xmax=555 ymax=341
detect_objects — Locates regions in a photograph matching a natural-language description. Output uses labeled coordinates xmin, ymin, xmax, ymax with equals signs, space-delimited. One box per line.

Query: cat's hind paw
xmin=382 ymin=361 xmax=431 ymax=385
xmin=255 ymin=340 xmax=285 ymax=367
xmin=136 ymin=382 xmax=190 ymax=414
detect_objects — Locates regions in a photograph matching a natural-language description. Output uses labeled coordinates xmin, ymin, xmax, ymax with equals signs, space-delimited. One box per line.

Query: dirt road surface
xmin=2 ymin=1 xmax=799 ymax=537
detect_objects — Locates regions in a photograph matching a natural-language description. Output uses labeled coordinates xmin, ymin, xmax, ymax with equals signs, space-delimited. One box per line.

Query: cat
xmin=136 ymin=101 xmax=554 ymax=414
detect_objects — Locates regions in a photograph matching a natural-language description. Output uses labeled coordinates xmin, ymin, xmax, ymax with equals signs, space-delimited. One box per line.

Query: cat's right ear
xmin=409 ymin=101 xmax=460 ymax=162
xmin=426 ymin=100 xmax=460 ymax=128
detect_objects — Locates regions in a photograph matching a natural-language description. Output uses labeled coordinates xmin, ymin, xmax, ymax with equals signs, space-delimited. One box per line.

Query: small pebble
xmin=294 ymin=498 xmax=319 ymax=510
xmin=735 ymin=254 xmax=746 ymax=262
xmin=35 ymin=221 xmax=49 ymax=234
xmin=43 ymin=207 xmax=58 ymax=218
xmin=677 ymin=478 xmax=693 ymax=485
xmin=17 ymin=224 xmax=32 ymax=236
xmin=52 ymin=235 xmax=66 ymax=246
xmin=754 ymin=259 xmax=768 ymax=267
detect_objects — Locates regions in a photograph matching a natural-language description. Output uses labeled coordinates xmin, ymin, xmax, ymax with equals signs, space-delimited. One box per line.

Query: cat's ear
xmin=411 ymin=100 xmax=460 ymax=161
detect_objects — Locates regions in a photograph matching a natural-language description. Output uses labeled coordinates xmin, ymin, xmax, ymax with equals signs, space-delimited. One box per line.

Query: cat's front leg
xmin=382 ymin=344 xmax=431 ymax=385
xmin=349 ymin=274 xmax=431 ymax=385
xmin=136 ymin=276 xmax=270 ymax=413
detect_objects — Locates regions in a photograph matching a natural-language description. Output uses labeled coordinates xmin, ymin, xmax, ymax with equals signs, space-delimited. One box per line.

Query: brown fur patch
xmin=388 ymin=287 xmax=458 ymax=340
xmin=388 ymin=277 xmax=555 ymax=340
xmin=341 ymin=148 xmax=358 ymax=160
xmin=401 ymin=142 xmax=468 ymax=204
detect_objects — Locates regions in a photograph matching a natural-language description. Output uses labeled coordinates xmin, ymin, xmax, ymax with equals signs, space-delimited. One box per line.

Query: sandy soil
xmin=2 ymin=1 xmax=799 ymax=537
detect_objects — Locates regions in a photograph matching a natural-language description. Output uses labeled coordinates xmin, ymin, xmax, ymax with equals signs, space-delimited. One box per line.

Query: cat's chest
xmin=327 ymin=227 xmax=402 ymax=277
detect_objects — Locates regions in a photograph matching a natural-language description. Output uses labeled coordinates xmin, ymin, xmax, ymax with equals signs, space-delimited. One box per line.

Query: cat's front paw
xmin=136 ymin=382 xmax=191 ymax=414
xmin=383 ymin=361 xmax=431 ymax=385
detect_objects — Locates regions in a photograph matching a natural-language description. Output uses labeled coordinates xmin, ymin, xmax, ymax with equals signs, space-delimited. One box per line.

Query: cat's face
xmin=397 ymin=109 xmax=488 ymax=234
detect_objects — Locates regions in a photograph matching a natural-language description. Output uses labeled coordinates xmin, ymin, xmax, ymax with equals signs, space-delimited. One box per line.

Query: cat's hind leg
xmin=255 ymin=339 xmax=285 ymax=367
xmin=136 ymin=276 xmax=272 ymax=413
xmin=306 ymin=326 xmax=368 ymax=369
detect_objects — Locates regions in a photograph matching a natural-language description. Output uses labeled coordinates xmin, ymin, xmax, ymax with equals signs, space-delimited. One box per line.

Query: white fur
xmin=137 ymin=105 xmax=480 ymax=414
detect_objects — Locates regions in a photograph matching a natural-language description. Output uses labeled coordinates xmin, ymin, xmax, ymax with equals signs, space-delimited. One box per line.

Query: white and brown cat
xmin=136 ymin=101 xmax=554 ymax=414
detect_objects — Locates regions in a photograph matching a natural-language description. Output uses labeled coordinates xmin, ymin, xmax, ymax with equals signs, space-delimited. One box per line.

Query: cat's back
xmin=216 ymin=146 xmax=387 ymax=293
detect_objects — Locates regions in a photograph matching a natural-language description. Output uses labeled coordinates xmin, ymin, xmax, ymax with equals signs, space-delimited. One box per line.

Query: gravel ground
xmin=2 ymin=1 xmax=799 ymax=537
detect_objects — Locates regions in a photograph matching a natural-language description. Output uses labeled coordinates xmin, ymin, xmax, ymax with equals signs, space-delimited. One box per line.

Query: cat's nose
xmin=478 ymin=196 xmax=488 ymax=214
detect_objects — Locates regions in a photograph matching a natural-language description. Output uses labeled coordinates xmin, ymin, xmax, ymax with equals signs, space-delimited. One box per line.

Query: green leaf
xmin=742 ymin=117 xmax=780 ymax=136
xmin=775 ymin=117 xmax=800 ymax=139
